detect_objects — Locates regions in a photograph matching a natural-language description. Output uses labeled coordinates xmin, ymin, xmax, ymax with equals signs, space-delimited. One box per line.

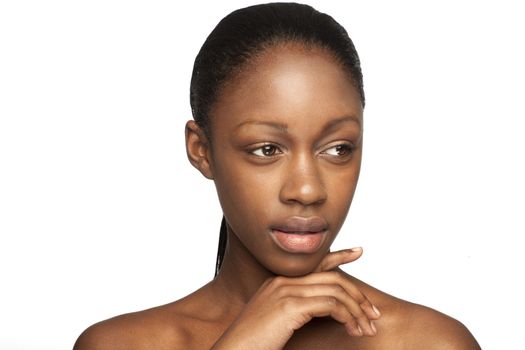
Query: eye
xmin=250 ymin=144 xmax=282 ymax=157
xmin=322 ymin=143 xmax=354 ymax=157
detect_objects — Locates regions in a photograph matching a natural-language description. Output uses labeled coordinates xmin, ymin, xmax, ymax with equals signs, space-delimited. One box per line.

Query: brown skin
xmin=74 ymin=44 xmax=480 ymax=350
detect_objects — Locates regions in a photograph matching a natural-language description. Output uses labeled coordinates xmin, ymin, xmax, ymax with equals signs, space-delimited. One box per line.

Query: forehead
xmin=210 ymin=43 xmax=363 ymax=133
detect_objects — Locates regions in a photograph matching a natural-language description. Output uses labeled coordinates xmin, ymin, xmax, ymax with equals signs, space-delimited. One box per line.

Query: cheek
xmin=323 ymin=161 xmax=361 ymax=223
xmin=212 ymin=157 xmax=278 ymax=227
xmin=332 ymin=165 xmax=360 ymax=200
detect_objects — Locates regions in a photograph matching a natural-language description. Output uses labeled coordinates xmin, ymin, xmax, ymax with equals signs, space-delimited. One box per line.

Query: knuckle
xmin=325 ymin=296 xmax=338 ymax=306
xmin=360 ymin=298 xmax=372 ymax=309
xmin=269 ymin=276 xmax=286 ymax=288
xmin=329 ymin=284 xmax=345 ymax=297
xmin=280 ymin=297 xmax=299 ymax=312
xmin=274 ymin=284 xmax=290 ymax=298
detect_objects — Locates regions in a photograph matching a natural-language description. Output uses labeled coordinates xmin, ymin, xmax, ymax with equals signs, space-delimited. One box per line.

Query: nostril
xmin=279 ymin=174 xmax=327 ymax=206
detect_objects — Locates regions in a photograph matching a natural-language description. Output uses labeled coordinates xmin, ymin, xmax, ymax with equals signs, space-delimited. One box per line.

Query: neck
xmin=211 ymin=228 xmax=275 ymax=307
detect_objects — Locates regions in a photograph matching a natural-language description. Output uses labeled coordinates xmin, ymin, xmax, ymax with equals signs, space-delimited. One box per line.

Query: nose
xmin=279 ymin=153 xmax=327 ymax=206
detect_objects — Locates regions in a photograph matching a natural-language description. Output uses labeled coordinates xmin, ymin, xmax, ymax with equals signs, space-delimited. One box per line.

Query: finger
xmin=288 ymin=296 xmax=363 ymax=337
xmin=280 ymin=271 xmax=377 ymax=317
xmin=315 ymin=247 xmax=363 ymax=272
xmin=321 ymin=271 xmax=381 ymax=322
xmin=283 ymin=272 xmax=381 ymax=333
xmin=284 ymin=283 xmax=377 ymax=336
xmin=359 ymin=299 xmax=382 ymax=321
xmin=329 ymin=277 xmax=380 ymax=321
xmin=274 ymin=270 xmax=381 ymax=324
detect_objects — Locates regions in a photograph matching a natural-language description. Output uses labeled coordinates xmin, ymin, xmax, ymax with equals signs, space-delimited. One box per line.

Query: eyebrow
xmin=322 ymin=115 xmax=362 ymax=133
xmin=234 ymin=120 xmax=288 ymax=133
xmin=234 ymin=115 xmax=361 ymax=133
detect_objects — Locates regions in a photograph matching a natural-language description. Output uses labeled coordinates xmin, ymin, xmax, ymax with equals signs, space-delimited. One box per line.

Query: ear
xmin=185 ymin=120 xmax=214 ymax=179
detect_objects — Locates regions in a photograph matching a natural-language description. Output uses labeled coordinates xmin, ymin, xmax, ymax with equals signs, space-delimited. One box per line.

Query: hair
xmin=189 ymin=2 xmax=365 ymax=277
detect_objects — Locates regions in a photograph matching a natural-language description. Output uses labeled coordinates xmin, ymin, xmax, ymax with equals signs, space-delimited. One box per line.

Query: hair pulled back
xmin=189 ymin=2 xmax=365 ymax=276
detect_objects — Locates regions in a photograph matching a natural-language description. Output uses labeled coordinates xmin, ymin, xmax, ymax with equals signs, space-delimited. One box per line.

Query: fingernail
xmin=372 ymin=304 xmax=381 ymax=316
xmin=371 ymin=321 xmax=377 ymax=334
xmin=357 ymin=325 xmax=363 ymax=336
xmin=350 ymin=247 xmax=363 ymax=252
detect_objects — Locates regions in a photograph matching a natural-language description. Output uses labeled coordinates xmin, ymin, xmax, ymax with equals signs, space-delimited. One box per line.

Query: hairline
xmin=204 ymin=39 xmax=363 ymax=145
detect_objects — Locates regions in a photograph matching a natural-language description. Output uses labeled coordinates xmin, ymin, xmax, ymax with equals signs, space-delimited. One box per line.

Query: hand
xmin=211 ymin=248 xmax=381 ymax=350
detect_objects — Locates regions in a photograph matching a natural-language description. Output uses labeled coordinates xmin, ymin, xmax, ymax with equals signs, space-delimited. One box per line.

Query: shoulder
xmin=73 ymin=282 xmax=223 ymax=350
xmin=345 ymin=275 xmax=480 ymax=350
xmin=400 ymin=301 xmax=481 ymax=350
xmin=73 ymin=305 xmax=191 ymax=350
xmin=375 ymin=297 xmax=481 ymax=350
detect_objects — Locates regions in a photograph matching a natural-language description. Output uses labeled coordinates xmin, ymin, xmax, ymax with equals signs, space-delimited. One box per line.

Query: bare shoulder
xmin=73 ymin=303 xmax=191 ymax=350
xmin=345 ymin=274 xmax=480 ymax=350
xmin=73 ymin=281 xmax=224 ymax=350
xmin=401 ymin=300 xmax=481 ymax=350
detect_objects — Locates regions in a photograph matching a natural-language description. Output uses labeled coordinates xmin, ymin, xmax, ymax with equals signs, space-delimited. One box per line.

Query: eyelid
xmin=245 ymin=140 xmax=354 ymax=158
xmin=248 ymin=143 xmax=284 ymax=157
xmin=319 ymin=141 xmax=355 ymax=158
xmin=320 ymin=141 xmax=354 ymax=152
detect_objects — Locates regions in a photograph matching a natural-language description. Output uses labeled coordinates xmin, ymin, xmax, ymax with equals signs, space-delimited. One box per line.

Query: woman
xmin=74 ymin=3 xmax=480 ymax=349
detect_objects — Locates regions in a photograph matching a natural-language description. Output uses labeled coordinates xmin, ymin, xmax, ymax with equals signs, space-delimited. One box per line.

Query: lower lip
xmin=270 ymin=230 xmax=327 ymax=253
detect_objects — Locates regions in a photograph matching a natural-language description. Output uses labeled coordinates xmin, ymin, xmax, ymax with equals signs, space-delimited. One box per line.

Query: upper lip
xmin=271 ymin=216 xmax=328 ymax=234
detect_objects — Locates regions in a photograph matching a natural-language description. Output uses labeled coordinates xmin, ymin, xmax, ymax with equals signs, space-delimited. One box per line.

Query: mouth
xmin=269 ymin=216 xmax=328 ymax=254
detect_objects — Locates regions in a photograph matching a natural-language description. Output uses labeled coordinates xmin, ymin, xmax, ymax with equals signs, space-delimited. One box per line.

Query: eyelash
xmin=248 ymin=143 xmax=354 ymax=159
xmin=250 ymin=144 xmax=283 ymax=157
xmin=322 ymin=143 xmax=354 ymax=157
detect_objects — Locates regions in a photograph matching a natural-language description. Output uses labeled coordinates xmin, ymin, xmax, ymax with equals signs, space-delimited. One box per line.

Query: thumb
xmin=315 ymin=247 xmax=363 ymax=272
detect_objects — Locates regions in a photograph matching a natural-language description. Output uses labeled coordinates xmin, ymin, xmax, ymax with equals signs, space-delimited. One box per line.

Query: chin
xmin=265 ymin=255 xmax=321 ymax=277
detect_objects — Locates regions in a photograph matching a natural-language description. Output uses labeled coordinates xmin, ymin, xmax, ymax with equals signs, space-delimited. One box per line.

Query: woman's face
xmin=208 ymin=44 xmax=363 ymax=276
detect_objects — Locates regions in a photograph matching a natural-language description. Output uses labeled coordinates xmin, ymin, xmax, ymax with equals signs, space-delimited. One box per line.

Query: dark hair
xmin=189 ymin=2 xmax=365 ymax=277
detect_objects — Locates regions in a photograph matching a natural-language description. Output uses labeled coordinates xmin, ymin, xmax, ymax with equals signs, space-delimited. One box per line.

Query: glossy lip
xmin=269 ymin=216 xmax=329 ymax=253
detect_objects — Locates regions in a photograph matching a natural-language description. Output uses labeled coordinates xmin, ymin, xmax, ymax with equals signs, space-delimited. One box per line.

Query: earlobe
xmin=185 ymin=120 xmax=214 ymax=179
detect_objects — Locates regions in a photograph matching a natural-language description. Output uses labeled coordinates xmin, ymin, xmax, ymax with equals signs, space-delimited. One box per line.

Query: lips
xmin=269 ymin=216 xmax=328 ymax=253
xmin=271 ymin=216 xmax=328 ymax=233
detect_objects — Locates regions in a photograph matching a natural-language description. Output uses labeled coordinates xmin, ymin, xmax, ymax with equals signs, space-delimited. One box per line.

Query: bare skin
xmin=74 ymin=44 xmax=480 ymax=350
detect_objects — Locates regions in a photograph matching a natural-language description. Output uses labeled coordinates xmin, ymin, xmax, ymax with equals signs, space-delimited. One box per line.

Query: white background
xmin=1 ymin=1 xmax=523 ymax=349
